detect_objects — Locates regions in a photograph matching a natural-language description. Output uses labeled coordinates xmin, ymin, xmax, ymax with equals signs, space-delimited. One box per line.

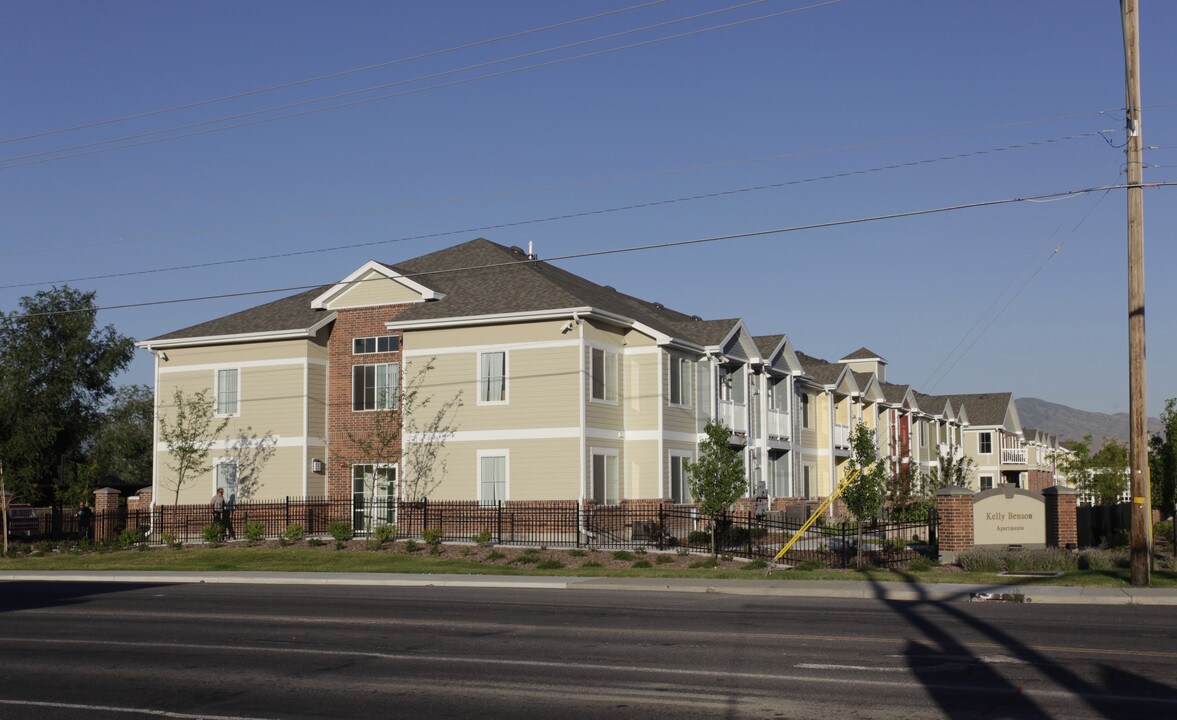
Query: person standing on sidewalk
xmin=76 ymin=502 xmax=93 ymax=542
xmin=211 ymin=488 xmax=226 ymax=537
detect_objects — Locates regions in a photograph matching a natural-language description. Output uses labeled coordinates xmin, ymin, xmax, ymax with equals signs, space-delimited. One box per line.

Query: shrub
xmin=1102 ymin=529 xmax=1131 ymax=549
xmin=581 ymin=560 xmax=602 ymax=568
xmin=568 ymin=549 xmax=587 ymax=557
xmin=401 ymin=539 xmax=421 ymax=553
xmin=907 ymin=555 xmax=935 ymax=572
xmin=612 ymin=550 xmax=635 ymax=561
xmin=743 ymin=558 xmax=769 ymax=570
xmin=366 ymin=538 xmax=386 ymax=551
xmin=687 ymin=530 xmax=711 ymax=546
xmin=485 ymin=549 xmax=505 ymax=561
xmin=162 ymin=533 xmax=182 ymax=550
xmin=631 ymin=559 xmax=653 ymax=568
xmin=282 ymin=523 xmax=305 ymax=545
xmin=373 ymin=524 xmax=398 ymax=544
xmin=689 ymin=558 xmax=718 ymax=569
xmin=675 ymin=547 xmax=690 ymax=556
xmin=1153 ymin=518 xmax=1173 ymax=539
xmin=536 ymin=559 xmax=564 ymax=570
xmin=1078 ymin=548 xmax=1130 ymax=571
xmin=1003 ymin=548 xmax=1077 ymax=573
xmin=655 ymin=554 xmax=675 ymax=564
xmin=421 ymin=528 xmax=443 ymax=553
xmin=243 ymin=521 xmax=266 ymax=544
xmin=956 ymin=546 xmax=1004 ymax=573
xmin=327 ymin=521 xmax=353 ymax=550
xmin=31 ymin=540 xmax=53 ymax=555
xmin=633 ymin=546 xmax=647 ymax=555
xmin=794 ymin=559 xmax=825 ymax=571
xmin=116 ymin=528 xmax=145 ymax=550
xmin=307 ymin=537 xmax=325 ymax=547
xmin=203 ymin=523 xmax=226 ymax=546
xmin=511 ymin=554 xmax=539 ymax=565
xmin=471 ymin=529 xmax=494 ymax=548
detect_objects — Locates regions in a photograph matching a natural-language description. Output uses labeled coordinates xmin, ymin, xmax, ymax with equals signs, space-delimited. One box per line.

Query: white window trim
xmin=589 ymin=347 xmax=620 ymax=405
xmin=476 ymin=449 xmax=509 ymax=504
xmin=668 ymin=450 xmax=693 ymax=503
xmin=667 ymin=355 xmax=693 ymax=408
xmin=978 ymin=431 xmax=993 ymax=455
xmin=213 ymin=457 xmax=239 ymax=494
xmin=352 ymin=334 xmax=401 ymax=355
xmin=589 ymin=446 xmax=621 ymax=505
xmin=979 ymin=474 xmax=995 ymax=490
xmin=214 ymin=367 xmax=241 ymax=417
xmin=351 ymin=462 xmax=399 ymax=496
xmin=477 ymin=350 xmax=509 ymax=406
xmin=352 ymin=362 xmax=400 ymax=412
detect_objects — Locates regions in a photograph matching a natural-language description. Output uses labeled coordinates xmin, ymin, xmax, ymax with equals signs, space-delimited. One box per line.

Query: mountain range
xmin=1014 ymin=397 xmax=1163 ymax=448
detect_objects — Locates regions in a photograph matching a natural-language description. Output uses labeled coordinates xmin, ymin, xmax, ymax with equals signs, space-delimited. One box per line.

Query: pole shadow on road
xmin=869 ymin=574 xmax=1177 ymax=719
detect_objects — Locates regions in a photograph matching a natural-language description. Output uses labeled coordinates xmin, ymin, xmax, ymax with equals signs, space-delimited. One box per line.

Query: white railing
xmin=833 ymin=423 xmax=851 ymax=449
xmin=1001 ymin=447 xmax=1027 ymax=464
xmin=718 ymin=399 xmax=748 ymax=434
xmin=765 ymin=409 xmax=791 ymax=440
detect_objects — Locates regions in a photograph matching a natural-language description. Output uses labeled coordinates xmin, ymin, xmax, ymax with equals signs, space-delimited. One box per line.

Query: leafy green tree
xmin=0 ymin=287 xmax=134 ymax=503
xmin=86 ymin=384 xmax=154 ymax=488
xmin=223 ymin=427 xmax=278 ymax=503
xmin=157 ymin=388 xmax=229 ymax=506
xmin=1087 ymin=437 xmax=1130 ymax=506
xmin=1148 ymin=398 xmax=1177 ymax=513
xmin=921 ymin=450 xmax=976 ymax=495
xmin=685 ymin=420 xmax=746 ymax=556
xmin=842 ymin=421 xmax=888 ymax=569
xmin=1051 ymin=435 xmax=1093 ymax=489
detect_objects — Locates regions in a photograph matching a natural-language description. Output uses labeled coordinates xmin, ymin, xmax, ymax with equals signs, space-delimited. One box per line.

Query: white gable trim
xmin=311 ymin=260 xmax=444 ymax=309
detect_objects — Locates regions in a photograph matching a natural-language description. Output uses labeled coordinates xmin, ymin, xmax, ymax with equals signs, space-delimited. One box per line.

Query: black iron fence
xmin=13 ymin=496 xmax=939 ymax=568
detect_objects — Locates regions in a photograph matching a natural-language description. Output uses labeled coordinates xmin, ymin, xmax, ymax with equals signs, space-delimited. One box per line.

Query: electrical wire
xmin=0 ymin=131 xmax=1110 ymax=290
xmin=0 ymin=1 xmax=844 ymax=171
xmin=0 ymin=110 xmax=1124 ymax=259
xmin=0 ymin=0 xmax=672 ymax=146
xmin=5 ymin=182 xmax=1173 ymax=322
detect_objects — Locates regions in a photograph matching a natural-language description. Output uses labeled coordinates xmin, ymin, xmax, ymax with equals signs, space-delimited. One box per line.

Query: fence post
xmin=575 ymin=501 xmax=581 ymax=548
xmin=285 ymin=497 xmax=290 ymax=529
xmin=657 ymin=504 xmax=664 ymax=551
xmin=496 ymin=501 xmax=503 ymax=544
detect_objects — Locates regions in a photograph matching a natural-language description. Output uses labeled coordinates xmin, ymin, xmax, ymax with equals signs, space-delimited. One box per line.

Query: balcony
xmin=718 ymin=399 xmax=748 ymax=434
xmin=833 ymin=423 xmax=851 ymax=449
xmin=765 ymin=409 xmax=791 ymax=441
xmin=1001 ymin=447 xmax=1027 ymax=465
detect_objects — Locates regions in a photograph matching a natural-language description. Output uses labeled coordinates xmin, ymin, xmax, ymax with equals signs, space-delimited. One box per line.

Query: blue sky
xmin=1 ymin=0 xmax=1174 ymax=415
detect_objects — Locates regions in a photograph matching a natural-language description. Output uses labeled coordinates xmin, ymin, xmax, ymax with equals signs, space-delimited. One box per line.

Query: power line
xmin=0 ymin=0 xmax=671 ymax=146
xmin=0 ymin=109 xmax=1122 ymax=259
xmin=0 ymin=131 xmax=1110 ymax=290
xmin=7 ymin=182 xmax=1173 ymax=322
xmin=0 ymin=1 xmax=844 ymax=171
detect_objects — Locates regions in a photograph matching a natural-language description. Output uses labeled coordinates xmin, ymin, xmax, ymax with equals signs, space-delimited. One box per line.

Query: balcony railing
xmin=833 ymin=423 xmax=851 ymax=449
xmin=765 ymin=409 xmax=791 ymax=440
xmin=718 ymin=399 xmax=748 ymax=434
xmin=1001 ymin=447 xmax=1027 ymax=464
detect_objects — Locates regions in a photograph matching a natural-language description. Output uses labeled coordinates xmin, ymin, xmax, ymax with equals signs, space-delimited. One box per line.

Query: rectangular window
xmin=215 ymin=460 xmax=238 ymax=497
xmin=479 ymin=454 xmax=507 ymax=505
xmin=216 ymin=369 xmax=239 ymax=415
xmin=352 ymin=464 xmax=396 ymax=531
xmin=768 ymin=377 xmax=788 ymax=412
xmin=479 ymin=351 xmax=507 ymax=403
xmin=669 ymin=454 xmax=691 ymax=504
xmin=980 ymin=475 xmax=994 ymax=491
xmin=979 ymin=431 xmax=993 ymax=454
xmin=801 ymin=393 xmax=810 ymax=429
xmin=920 ymin=422 xmax=927 ymax=448
xmin=802 ymin=465 xmax=812 ymax=498
xmin=668 ymin=356 xmax=692 ymax=407
xmin=352 ymin=362 xmax=399 ymax=411
xmin=768 ymin=452 xmax=789 ymax=497
xmin=591 ymin=348 xmax=619 ymax=402
xmin=591 ymin=450 xmax=620 ymax=505
xmin=353 ymin=335 xmax=401 ymax=354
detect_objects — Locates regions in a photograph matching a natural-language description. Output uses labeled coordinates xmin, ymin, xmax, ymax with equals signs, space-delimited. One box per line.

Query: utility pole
xmin=1121 ymin=0 xmax=1150 ymax=586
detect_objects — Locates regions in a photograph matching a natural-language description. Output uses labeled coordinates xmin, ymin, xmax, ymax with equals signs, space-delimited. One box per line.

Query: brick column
xmin=93 ymin=487 xmax=120 ymax=542
xmin=1042 ymin=485 xmax=1079 ymax=549
xmin=935 ymin=486 xmax=975 ymax=564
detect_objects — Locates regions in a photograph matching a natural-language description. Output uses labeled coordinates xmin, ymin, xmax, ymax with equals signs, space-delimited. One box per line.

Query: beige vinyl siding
xmin=624 ymin=440 xmax=659 ymax=499
xmin=323 ymin=269 xmax=421 ymax=309
xmin=412 ymin=346 xmax=580 ymax=431
xmin=158 ymin=365 xmax=307 ymax=439
xmin=406 ymin=320 xmax=569 ymax=351
xmin=663 ymin=351 xmax=698 ymax=435
xmin=307 ymin=364 xmax=327 ymax=439
xmin=155 ymin=446 xmax=307 ymax=505
xmin=585 ymin=344 xmax=623 ymax=430
xmin=624 ymin=352 xmax=658 ymax=430
xmin=582 ymin=320 xmax=625 ymax=345
xmin=424 ymin=438 xmax=581 ymax=501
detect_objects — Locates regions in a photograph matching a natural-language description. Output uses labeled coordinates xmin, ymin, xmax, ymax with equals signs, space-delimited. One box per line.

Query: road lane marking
xmin=796 ymin=663 xmax=907 ymax=672
xmin=0 ymin=698 xmax=273 ymax=720
xmin=1 ymin=636 xmax=1175 ymax=708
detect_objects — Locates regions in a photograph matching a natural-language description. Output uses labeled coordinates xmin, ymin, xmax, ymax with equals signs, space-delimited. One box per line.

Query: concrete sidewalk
xmin=3 ymin=570 xmax=1176 ymax=605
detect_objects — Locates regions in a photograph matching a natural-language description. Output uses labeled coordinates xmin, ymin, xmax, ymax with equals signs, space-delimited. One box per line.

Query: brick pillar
xmin=93 ymin=487 xmax=120 ymax=541
xmin=935 ymin=486 xmax=975 ymax=564
xmin=1042 ymin=485 xmax=1079 ymax=549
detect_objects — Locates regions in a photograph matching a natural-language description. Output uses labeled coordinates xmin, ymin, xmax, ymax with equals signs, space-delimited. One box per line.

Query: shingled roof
xmin=384 ymin=239 xmax=712 ymax=337
xmin=145 ymin=285 xmax=334 ymax=342
xmin=840 ymin=346 xmax=885 ymax=362
xmin=880 ymin=382 xmax=911 ymax=405
xmin=753 ymin=334 xmax=785 ymax=359
xmin=795 ymin=351 xmax=845 ymax=386
xmin=943 ymin=392 xmax=1014 ymax=427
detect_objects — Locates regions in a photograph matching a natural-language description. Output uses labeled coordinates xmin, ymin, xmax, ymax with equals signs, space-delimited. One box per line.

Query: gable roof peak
xmin=840 ymin=346 xmax=886 ymax=362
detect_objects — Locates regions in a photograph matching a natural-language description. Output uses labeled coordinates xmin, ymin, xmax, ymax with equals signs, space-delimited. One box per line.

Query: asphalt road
xmin=0 ymin=581 xmax=1174 ymax=719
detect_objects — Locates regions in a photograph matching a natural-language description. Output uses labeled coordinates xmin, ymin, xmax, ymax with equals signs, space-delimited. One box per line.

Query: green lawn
xmin=3 ymin=545 xmax=1175 ymax=587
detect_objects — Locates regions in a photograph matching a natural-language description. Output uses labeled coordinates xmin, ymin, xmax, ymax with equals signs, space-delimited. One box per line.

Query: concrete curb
xmin=3 ymin=571 xmax=1176 ymax=604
